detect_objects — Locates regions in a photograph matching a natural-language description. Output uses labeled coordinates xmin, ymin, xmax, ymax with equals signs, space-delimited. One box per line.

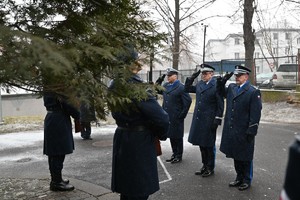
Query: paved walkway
xmin=0 ymin=177 xmax=119 ymax=200
xmin=1 ymin=102 xmax=300 ymax=199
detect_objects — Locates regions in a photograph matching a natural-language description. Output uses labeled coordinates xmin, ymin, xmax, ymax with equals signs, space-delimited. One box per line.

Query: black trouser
xmin=234 ymin=159 xmax=253 ymax=184
xmin=120 ymin=194 xmax=149 ymax=200
xmin=170 ymin=138 xmax=183 ymax=159
xmin=81 ymin=121 xmax=91 ymax=138
xmin=48 ymin=155 xmax=65 ymax=182
xmin=199 ymin=146 xmax=215 ymax=170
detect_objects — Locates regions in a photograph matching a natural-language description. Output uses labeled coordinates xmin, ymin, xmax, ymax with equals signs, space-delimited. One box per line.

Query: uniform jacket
xmin=220 ymin=81 xmax=262 ymax=161
xmin=43 ymin=92 xmax=80 ymax=156
xmin=185 ymin=78 xmax=224 ymax=147
xmin=110 ymin=74 xmax=170 ymax=197
xmin=162 ymin=80 xmax=192 ymax=139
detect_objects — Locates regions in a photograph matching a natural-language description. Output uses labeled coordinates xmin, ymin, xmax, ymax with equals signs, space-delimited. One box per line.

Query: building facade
xmin=205 ymin=28 xmax=300 ymax=74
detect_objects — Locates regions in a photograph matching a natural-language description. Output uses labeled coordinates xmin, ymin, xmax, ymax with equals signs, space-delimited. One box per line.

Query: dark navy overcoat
xmin=43 ymin=93 xmax=80 ymax=156
xmin=220 ymin=81 xmax=262 ymax=161
xmin=110 ymin=74 xmax=169 ymax=197
xmin=185 ymin=78 xmax=224 ymax=147
xmin=162 ymin=80 xmax=192 ymax=139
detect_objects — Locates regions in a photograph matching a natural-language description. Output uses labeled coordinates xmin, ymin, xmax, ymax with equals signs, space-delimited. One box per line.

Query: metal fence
xmin=254 ymin=55 xmax=298 ymax=73
xmin=139 ymin=55 xmax=300 ymax=87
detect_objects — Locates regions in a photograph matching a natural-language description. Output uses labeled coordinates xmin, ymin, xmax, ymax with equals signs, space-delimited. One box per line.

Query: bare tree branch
xmin=285 ymin=0 xmax=300 ymax=3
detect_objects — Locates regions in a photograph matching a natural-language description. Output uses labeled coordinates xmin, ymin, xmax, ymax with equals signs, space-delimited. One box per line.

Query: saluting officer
xmin=159 ymin=68 xmax=192 ymax=164
xmin=185 ymin=64 xmax=224 ymax=177
xmin=218 ymin=65 xmax=262 ymax=191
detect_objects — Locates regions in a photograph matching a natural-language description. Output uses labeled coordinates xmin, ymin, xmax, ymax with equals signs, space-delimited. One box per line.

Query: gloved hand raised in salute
xmin=216 ymin=72 xmax=234 ymax=97
xmin=217 ymin=72 xmax=234 ymax=86
xmin=185 ymin=69 xmax=201 ymax=88
xmin=155 ymin=74 xmax=166 ymax=85
xmin=190 ymin=69 xmax=201 ymax=80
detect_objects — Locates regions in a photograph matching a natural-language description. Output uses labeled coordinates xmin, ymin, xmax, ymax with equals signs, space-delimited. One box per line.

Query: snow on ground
xmin=0 ymin=125 xmax=117 ymax=151
xmin=0 ymin=102 xmax=299 ymax=150
xmin=261 ymin=102 xmax=300 ymax=124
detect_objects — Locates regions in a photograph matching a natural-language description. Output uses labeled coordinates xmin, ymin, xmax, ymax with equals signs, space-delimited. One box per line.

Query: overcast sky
xmin=199 ymin=0 xmax=300 ymax=41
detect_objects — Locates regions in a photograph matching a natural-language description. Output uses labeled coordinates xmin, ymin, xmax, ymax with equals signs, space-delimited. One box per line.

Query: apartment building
xmin=205 ymin=28 xmax=300 ymax=74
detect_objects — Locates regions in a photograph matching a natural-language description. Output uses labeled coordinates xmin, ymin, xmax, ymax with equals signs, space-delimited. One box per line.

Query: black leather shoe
xmin=50 ymin=181 xmax=75 ymax=191
xmin=62 ymin=179 xmax=69 ymax=184
xmin=171 ymin=158 xmax=182 ymax=164
xmin=82 ymin=137 xmax=92 ymax=140
xmin=238 ymin=183 xmax=250 ymax=191
xmin=202 ymin=169 xmax=214 ymax=177
xmin=166 ymin=156 xmax=175 ymax=162
xmin=195 ymin=166 xmax=206 ymax=175
xmin=229 ymin=180 xmax=243 ymax=187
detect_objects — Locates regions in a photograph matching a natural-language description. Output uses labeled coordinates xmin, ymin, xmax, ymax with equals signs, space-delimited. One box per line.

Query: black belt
xmin=117 ymin=125 xmax=148 ymax=132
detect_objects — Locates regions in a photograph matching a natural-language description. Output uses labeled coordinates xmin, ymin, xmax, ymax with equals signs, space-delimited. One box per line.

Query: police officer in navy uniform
xmin=110 ymin=52 xmax=169 ymax=200
xmin=159 ymin=67 xmax=192 ymax=164
xmin=218 ymin=65 xmax=262 ymax=191
xmin=185 ymin=64 xmax=224 ymax=177
xmin=43 ymin=92 xmax=80 ymax=191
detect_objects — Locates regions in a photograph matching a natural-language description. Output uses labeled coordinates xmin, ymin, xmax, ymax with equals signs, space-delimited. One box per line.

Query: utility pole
xmin=202 ymin=24 xmax=208 ymax=64
xmin=149 ymin=46 xmax=154 ymax=82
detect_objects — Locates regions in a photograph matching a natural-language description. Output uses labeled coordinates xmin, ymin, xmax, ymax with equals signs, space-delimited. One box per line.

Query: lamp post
xmin=202 ymin=24 xmax=208 ymax=64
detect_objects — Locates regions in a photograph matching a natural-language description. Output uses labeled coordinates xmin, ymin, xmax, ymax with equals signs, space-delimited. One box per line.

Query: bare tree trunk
xmin=243 ymin=0 xmax=255 ymax=83
xmin=173 ymin=0 xmax=180 ymax=70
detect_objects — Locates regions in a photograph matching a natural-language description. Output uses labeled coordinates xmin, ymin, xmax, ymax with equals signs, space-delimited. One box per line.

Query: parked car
xmin=256 ymin=72 xmax=274 ymax=89
xmin=272 ymin=64 xmax=298 ymax=89
xmin=259 ymin=79 xmax=273 ymax=89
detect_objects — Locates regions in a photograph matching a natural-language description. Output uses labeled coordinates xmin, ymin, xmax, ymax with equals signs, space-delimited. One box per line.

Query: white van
xmin=272 ymin=64 xmax=298 ymax=89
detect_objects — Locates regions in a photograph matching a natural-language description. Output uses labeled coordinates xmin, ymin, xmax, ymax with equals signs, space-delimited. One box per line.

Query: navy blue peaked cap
xmin=234 ymin=65 xmax=251 ymax=74
xmin=200 ymin=63 xmax=215 ymax=72
xmin=166 ymin=67 xmax=179 ymax=76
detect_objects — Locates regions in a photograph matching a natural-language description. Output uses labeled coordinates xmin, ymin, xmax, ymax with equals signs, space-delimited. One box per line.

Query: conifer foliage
xmin=0 ymin=0 xmax=165 ymax=119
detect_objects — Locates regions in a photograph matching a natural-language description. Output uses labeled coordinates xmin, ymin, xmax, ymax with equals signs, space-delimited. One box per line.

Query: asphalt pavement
xmin=0 ymin=124 xmax=120 ymax=200
xmin=1 ymin=102 xmax=300 ymax=200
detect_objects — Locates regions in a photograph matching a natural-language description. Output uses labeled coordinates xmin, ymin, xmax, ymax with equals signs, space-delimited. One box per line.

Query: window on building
xmin=285 ymin=33 xmax=291 ymax=40
xmin=297 ymin=38 xmax=300 ymax=44
xmin=273 ymin=33 xmax=278 ymax=40
xmin=234 ymin=53 xmax=240 ymax=59
xmin=234 ymin=38 xmax=240 ymax=45
xmin=255 ymin=52 xmax=260 ymax=58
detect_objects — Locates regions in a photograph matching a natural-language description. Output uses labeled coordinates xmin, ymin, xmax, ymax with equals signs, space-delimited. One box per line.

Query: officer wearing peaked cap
xmin=184 ymin=63 xmax=224 ymax=177
xmin=157 ymin=67 xmax=192 ymax=164
xmin=218 ymin=65 xmax=262 ymax=191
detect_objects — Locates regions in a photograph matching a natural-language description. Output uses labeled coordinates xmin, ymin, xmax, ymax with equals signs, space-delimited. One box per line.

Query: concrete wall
xmin=1 ymin=94 xmax=46 ymax=117
xmin=1 ymin=88 xmax=299 ymax=118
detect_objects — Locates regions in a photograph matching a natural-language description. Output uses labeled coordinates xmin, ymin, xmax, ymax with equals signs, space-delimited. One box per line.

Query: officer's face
xmin=235 ymin=73 xmax=249 ymax=85
xmin=201 ymin=71 xmax=213 ymax=82
xmin=167 ymin=74 xmax=178 ymax=83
